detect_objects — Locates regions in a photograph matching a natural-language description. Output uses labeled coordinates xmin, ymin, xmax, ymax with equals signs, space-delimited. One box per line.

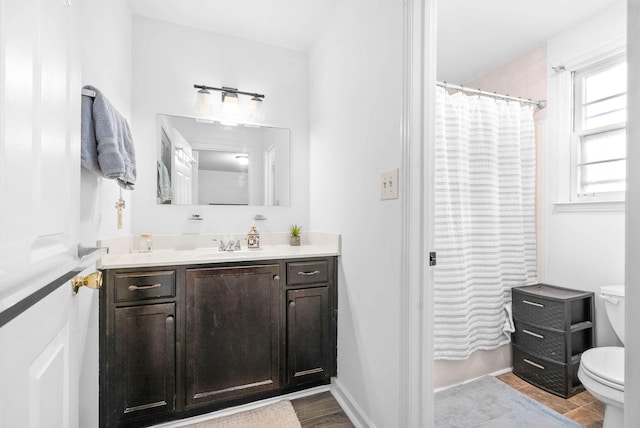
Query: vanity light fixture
xmin=193 ymin=84 xmax=265 ymax=121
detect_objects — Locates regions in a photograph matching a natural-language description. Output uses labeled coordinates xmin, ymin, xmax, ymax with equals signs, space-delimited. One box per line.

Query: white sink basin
xmin=192 ymin=248 xmax=262 ymax=258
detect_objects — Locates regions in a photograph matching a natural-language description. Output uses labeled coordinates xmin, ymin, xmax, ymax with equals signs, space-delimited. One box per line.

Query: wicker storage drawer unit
xmin=511 ymin=283 xmax=594 ymax=398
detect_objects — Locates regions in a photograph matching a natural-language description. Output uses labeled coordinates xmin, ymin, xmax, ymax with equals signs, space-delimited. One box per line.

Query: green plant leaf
xmin=290 ymin=224 xmax=301 ymax=236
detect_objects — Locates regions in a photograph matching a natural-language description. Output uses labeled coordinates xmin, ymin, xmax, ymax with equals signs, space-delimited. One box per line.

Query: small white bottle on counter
xmin=138 ymin=234 xmax=153 ymax=253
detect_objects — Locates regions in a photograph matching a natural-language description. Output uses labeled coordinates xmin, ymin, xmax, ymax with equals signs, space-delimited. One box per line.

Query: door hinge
xmin=429 ymin=252 xmax=437 ymax=266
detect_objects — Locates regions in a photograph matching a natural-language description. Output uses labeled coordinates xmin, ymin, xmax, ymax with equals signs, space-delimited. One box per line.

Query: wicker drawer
xmin=512 ymin=292 xmax=565 ymax=330
xmin=513 ymin=345 xmax=582 ymax=398
xmin=286 ymin=260 xmax=329 ymax=286
xmin=513 ymin=320 xmax=566 ymax=362
xmin=114 ymin=270 xmax=176 ymax=303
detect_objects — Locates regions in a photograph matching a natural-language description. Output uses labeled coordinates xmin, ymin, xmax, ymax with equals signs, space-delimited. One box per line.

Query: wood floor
xmin=291 ymin=391 xmax=354 ymax=427
xmin=498 ymin=372 xmax=605 ymax=428
xmin=292 ymin=374 xmax=605 ymax=427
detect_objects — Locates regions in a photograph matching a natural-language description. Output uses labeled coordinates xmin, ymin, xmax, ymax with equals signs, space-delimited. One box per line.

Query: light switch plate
xmin=380 ymin=168 xmax=399 ymax=200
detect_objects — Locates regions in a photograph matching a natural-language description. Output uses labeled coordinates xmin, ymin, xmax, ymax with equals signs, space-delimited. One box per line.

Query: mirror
xmin=157 ymin=114 xmax=290 ymax=206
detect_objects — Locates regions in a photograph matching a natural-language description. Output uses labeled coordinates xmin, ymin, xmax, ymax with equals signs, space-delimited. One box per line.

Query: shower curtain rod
xmin=436 ymin=81 xmax=546 ymax=109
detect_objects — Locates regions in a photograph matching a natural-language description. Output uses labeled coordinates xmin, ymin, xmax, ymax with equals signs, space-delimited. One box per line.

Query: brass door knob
xmin=71 ymin=271 xmax=103 ymax=294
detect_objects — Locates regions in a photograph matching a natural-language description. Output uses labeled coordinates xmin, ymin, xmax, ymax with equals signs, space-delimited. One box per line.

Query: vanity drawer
xmin=114 ymin=270 xmax=176 ymax=302
xmin=287 ymin=260 xmax=329 ymax=286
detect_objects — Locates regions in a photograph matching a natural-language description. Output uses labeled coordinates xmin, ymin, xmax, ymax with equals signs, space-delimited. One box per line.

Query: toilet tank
xmin=600 ymin=284 xmax=625 ymax=345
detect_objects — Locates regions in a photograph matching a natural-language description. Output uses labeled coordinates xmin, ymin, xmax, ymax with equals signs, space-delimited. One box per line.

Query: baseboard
xmin=434 ymin=366 xmax=513 ymax=393
xmin=491 ymin=367 xmax=514 ymax=377
xmin=152 ymin=385 xmax=331 ymax=427
xmin=330 ymin=378 xmax=377 ymax=428
xmin=151 ymin=378 xmax=380 ymax=428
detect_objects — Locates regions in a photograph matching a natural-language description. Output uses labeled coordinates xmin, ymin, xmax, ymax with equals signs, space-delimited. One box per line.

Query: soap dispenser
xmin=247 ymin=225 xmax=260 ymax=249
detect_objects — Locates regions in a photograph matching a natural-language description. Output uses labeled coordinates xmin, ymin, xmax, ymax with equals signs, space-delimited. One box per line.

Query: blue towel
xmin=157 ymin=160 xmax=172 ymax=202
xmin=81 ymin=85 xmax=136 ymax=189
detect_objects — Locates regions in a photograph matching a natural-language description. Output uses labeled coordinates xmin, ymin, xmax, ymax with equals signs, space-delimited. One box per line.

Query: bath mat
xmin=179 ymin=400 xmax=301 ymax=428
xmin=435 ymin=376 xmax=583 ymax=428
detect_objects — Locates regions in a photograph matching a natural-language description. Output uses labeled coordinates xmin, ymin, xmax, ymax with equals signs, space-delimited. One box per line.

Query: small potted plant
xmin=289 ymin=224 xmax=301 ymax=246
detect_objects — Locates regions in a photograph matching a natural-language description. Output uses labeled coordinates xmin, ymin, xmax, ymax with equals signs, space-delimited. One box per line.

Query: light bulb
xmin=194 ymin=89 xmax=212 ymax=116
xmin=249 ymin=96 xmax=265 ymax=122
xmin=221 ymin=92 xmax=239 ymax=123
xmin=222 ymin=92 xmax=239 ymax=113
xmin=236 ymin=154 xmax=249 ymax=166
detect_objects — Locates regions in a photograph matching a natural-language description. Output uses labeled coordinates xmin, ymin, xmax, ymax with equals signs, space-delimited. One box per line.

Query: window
xmin=572 ymin=55 xmax=627 ymax=200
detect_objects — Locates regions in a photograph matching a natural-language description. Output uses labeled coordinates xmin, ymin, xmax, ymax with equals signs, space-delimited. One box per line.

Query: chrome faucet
xmin=212 ymin=238 xmax=225 ymax=252
xmin=216 ymin=239 xmax=242 ymax=252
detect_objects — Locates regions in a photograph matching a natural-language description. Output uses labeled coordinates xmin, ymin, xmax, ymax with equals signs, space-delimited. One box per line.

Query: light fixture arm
xmin=193 ymin=84 xmax=265 ymax=100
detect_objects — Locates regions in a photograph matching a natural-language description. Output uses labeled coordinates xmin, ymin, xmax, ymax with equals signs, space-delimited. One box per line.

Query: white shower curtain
xmin=434 ymin=88 xmax=537 ymax=360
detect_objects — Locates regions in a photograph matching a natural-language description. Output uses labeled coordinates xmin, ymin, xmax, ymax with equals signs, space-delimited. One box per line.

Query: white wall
xmin=542 ymin=2 xmax=626 ymax=347
xmin=79 ymin=0 xmax=133 ymax=244
xmin=78 ymin=1 xmax=132 ymax=427
xmin=198 ymin=170 xmax=248 ymax=205
xmin=131 ymin=16 xmax=309 ymax=236
xmin=309 ymin=1 xmax=404 ymax=426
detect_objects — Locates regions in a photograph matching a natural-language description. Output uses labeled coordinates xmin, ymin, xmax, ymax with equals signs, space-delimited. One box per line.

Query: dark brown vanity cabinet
xmin=101 ymin=269 xmax=178 ymax=428
xmin=185 ymin=264 xmax=281 ymax=407
xmin=113 ymin=304 xmax=176 ymax=415
xmin=100 ymin=256 xmax=337 ymax=428
xmin=286 ymin=260 xmax=335 ymax=385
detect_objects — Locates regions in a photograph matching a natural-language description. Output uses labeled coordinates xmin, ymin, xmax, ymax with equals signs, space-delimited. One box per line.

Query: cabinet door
xmin=185 ymin=264 xmax=280 ymax=407
xmin=287 ymin=287 xmax=331 ymax=385
xmin=112 ymin=303 xmax=176 ymax=424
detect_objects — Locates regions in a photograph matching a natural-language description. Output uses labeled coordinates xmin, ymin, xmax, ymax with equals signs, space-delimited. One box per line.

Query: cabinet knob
xmin=289 ymin=301 xmax=295 ymax=308
xmin=273 ymin=275 xmax=280 ymax=281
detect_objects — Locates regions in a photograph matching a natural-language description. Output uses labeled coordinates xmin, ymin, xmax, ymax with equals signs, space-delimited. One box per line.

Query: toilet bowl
xmin=577 ymin=285 xmax=625 ymax=428
xmin=578 ymin=346 xmax=624 ymax=427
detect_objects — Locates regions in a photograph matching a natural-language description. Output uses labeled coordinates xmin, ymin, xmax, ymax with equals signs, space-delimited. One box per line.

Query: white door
xmin=172 ymin=131 xmax=194 ymax=204
xmin=0 ymin=0 xmax=91 ymax=427
xmin=264 ymin=146 xmax=276 ymax=206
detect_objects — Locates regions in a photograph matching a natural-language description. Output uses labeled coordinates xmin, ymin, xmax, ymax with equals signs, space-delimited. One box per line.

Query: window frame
xmin=570 ymin=52 xmax=627 ymax=202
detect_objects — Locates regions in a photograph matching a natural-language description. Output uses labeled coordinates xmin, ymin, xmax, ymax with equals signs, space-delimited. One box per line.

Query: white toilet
xmin=578 ymin=285 xmax=625 ymax=428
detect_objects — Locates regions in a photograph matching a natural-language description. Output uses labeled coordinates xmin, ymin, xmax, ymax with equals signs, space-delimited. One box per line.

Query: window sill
xmin=552 ymin=200 xmax=625 ymax=213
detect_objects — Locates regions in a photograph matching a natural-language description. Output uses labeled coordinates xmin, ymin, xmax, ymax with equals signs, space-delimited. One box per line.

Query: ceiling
xmin=436 ymin=0 xmax=625 ymax=83
xmin=131 ymin=0 xmax=624 ymax=86
xmin=130 ymin=0 xmax=340 ymax=52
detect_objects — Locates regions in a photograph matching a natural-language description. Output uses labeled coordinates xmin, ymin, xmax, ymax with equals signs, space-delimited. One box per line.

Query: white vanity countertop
xmin=98 ymin=232 xmax=340 ymax=269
